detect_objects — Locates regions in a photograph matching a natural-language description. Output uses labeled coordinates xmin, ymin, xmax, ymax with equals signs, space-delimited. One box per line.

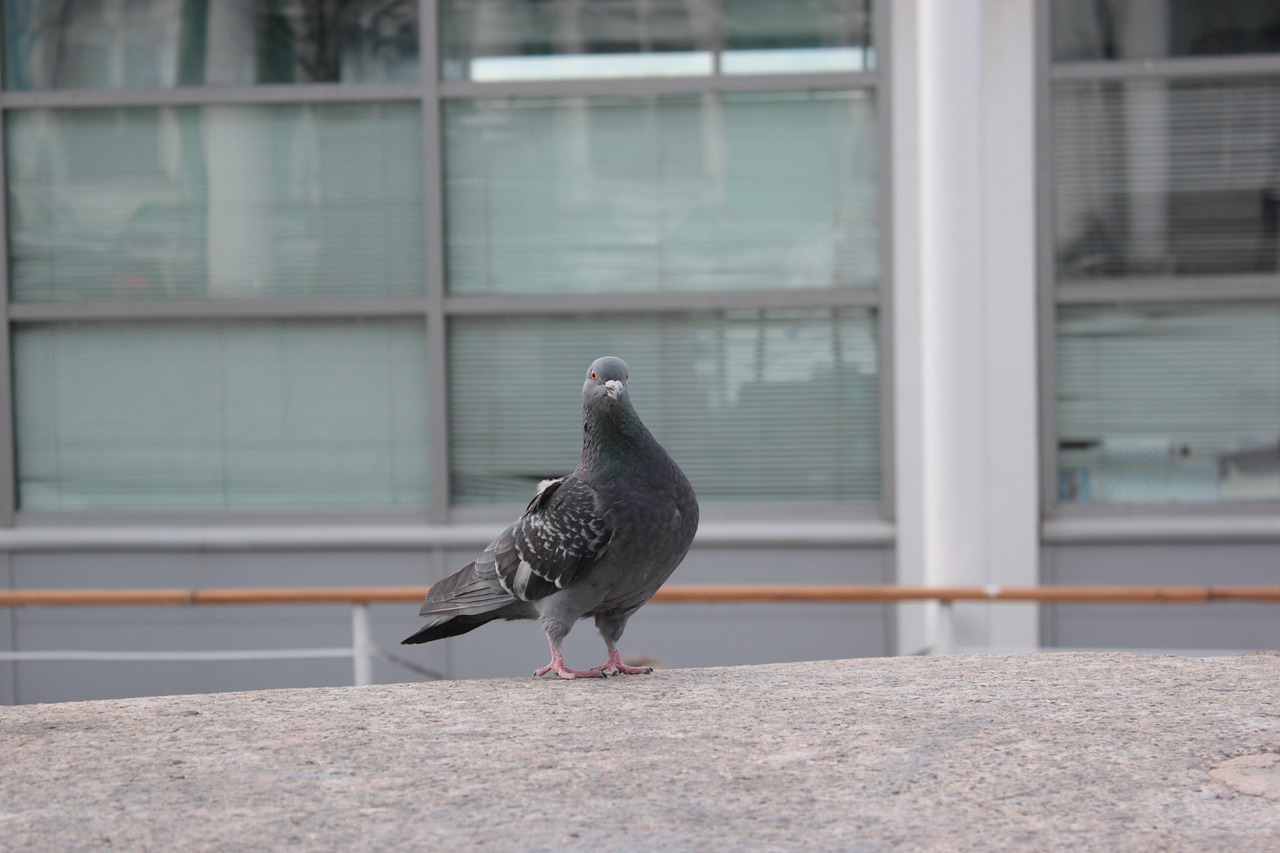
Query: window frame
xmin=0 ymin=0 xmax=895 ymax=527
xmin=1037 ymin=0 xmax=1280 ymax=523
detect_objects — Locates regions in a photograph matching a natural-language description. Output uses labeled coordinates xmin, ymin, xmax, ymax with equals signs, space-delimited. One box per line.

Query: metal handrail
xmin=3 ymin=585 xmax=1278 ymax=685
xmin=2 ymin=584 xmax=1280 ymax=607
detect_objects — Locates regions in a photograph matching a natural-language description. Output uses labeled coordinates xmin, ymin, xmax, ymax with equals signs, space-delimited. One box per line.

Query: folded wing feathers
xmin=417 ymin=560 xmax=511 ymax=617
xmin=416 ymin=475 xmax=614 ymax=624
xmin=499 ymin=475 xmax=612 ymax=601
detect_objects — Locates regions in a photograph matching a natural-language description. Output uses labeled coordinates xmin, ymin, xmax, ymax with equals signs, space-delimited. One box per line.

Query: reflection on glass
xmin=440 ymin=0 xmax=871 ymax=82
xmin=14 ymin=320 xmax=431 ymax=510
xmin=445 ymin=91 xmax=878 ymax=295
xmin=1056 ymin=304 xmax=1280 ymax=504
xmin=1053 ymin=78 xmax=1280 ymax=279
xmin=450 ymin=310 xmax=881 ymax=506
xmin=6 ymin=103 xmax=424 ymax=300
xmin=1052 ymin=0 xmax=1280 ymax=62
xmin=3 ymin=0 xmax=419 ymax=89
xmin=722 ymin=0 xmax=873 ymax=73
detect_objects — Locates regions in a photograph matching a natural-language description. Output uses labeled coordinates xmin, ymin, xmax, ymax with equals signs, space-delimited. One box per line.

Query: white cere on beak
xmin=604 ymin=379 xmax=624 ymax=400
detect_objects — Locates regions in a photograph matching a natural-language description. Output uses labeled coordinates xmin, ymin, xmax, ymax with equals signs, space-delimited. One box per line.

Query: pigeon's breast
xmin=593 ymin=470 xmax=697 ymax=609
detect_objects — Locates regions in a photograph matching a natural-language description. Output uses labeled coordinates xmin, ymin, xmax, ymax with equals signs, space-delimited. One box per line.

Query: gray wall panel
xmin=0 ymin=553 xmax=12 ymax=704
xmin=12 ymin=550 xmax=433 ymax=587
xmin=1042 ymin=544 xmax=1280 ymax=650
xmin=440 ymin=602 xmax=892 ymax=680
xmin=405 ymin=546 xmax=895 ymax=680
xmin=4 ymin=546 xmax=894 ymax=703
xmin=6 ymin=550 xmax=444 ymax=704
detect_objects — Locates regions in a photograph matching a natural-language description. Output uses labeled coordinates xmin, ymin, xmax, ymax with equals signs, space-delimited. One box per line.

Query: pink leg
xmin=590 ymin=646 xmax=653 ymax=676
xmin=533 ymin=641 xmax=605 ymax=680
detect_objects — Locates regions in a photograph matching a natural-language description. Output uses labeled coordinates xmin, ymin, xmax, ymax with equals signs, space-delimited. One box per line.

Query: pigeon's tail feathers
xmin=400 ymin=561 xmax=515 ymax=645
xmin=401 ymin=611 xmax=498 ymax=644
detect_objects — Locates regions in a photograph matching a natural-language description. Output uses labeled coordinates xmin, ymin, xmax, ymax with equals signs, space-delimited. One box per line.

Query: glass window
xmin=1053 ymin=78 xmax=1280 ymax=280
xmin=1052 ymin=0 xmax=1280 ymax=62
xmin=440 ymin=0 xmax=872 ymax=82
xmin=1049 ymin=4 xmax=1280 ymax=511
xmin=6 ymin=102 xmax=424 ymax=300
xmin=445 ymin=91 xmax=877 ymax=295
xmin=722 ymin=0 xmax=875 ymax=74
xmin=3 ymin=0 xmax=419 ymax=90
xmin=449 ymin=310 xmax=881 ymax=506
xmin=13 ymin=319 xmax=430 ymax=510
xmin=1056 ymin=304 xmax=1280 ymax=504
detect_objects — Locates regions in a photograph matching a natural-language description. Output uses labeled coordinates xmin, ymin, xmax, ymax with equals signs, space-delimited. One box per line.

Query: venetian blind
xmin=6 ymin=103 xmax=424 ymax=301
xmin=13 ymin=319 xmax=430 ymax=510
xmin=444 ymin=90 xmax=878 ymax=295
xmin=1056 ymin=304 xmax=1280 ymax=503
xmin=1053 ymin=78 xmax=1280 ymax=279
xmin=449 ymin=310 xmax=881 ymax=506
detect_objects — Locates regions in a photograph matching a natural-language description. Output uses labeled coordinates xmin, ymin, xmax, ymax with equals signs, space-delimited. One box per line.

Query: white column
xmin=890 ymin=0 xmax=929 ymax=653
xmin=894 ymin=0 xmax=1040 ymax=653
xmin=979 ymin=0 xmax=1040 ymax=651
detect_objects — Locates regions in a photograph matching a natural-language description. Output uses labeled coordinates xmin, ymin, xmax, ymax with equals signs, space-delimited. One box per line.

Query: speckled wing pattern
xmin=485 ymin=476 xmax=614 ymax=602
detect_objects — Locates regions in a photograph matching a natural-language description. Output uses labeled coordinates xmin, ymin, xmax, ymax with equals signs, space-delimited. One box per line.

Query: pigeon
xmin=402 ymin=356 xmax=699 ymax=679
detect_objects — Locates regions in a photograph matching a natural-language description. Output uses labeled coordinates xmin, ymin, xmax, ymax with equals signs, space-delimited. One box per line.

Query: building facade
xmin=0 ymin=0 xmax=1276 ymax=704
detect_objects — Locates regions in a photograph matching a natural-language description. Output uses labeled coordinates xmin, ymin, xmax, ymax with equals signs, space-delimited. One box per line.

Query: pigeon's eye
xmin=590 ymin=370 xmax=598 ymax=380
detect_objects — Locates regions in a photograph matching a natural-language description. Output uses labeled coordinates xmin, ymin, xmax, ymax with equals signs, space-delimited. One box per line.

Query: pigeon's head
xmin=583 ymin=356 xmax=630 ymax=406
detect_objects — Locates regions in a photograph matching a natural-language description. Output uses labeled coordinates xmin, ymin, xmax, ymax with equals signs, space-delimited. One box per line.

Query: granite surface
xmin=2 ymin=652 xmax=1278 ymax=851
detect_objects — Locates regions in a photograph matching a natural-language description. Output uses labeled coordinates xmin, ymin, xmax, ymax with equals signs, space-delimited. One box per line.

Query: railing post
xmin=352 ymin=602 xmax=373 ymax=687
xmin=933 ymin=599 xmax=956 ymax=655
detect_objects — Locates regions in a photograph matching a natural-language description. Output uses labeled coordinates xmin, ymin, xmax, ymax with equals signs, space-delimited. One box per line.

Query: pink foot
xmin=533 ymin=660 xmax=605 ymax=680
xmin=590 ymin=649 xmax=653 ymax=677
xmin=533 ymin=646 xmax=605 ymax=680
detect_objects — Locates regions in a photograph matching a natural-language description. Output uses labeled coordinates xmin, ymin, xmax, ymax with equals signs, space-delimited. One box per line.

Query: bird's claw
xmin=613 ymin=664 xmax=654 ymax=675
xmin=534 ymin=661 xmax=606 ymax=680
xmin=534 ymin=648 xmax=653 ymax=679
xmin=592 ymin=662 xmax=652 ymax=677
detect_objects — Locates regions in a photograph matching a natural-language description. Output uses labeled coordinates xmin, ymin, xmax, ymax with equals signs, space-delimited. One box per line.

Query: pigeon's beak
xmin=604 ymin=380 xmax=624 ymax=401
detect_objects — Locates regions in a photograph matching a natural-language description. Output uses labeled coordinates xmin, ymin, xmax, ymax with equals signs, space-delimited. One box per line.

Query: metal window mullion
xmin=1050 ymin=52 xmax=1280 ymax=82
xmin=0 ymin=82 xmax=424 ymax=110
xmin=437 ymin=70 xmax=880 ymax=101
xmin=1056 ymin=275 xmax=1280 ymax=305
xmin=0 ymin=108 xmax=14 ymax=527
xmin=710 ymin=0 xmax=725 ymax=75
xmin=7 ymin=297 xmax=431 ymax=323
xmin=421 ymin=0 xmax=452 ymax=523
xmin=443 ymin=288 xmax=881 ymax=317
xmin=1037 ymin=0 xmax=1063 ymax=521
xmin=1048 ymin=498 xmax=1280 ymax=523
xmin=873 ymin=0 xmax=894 ymax=524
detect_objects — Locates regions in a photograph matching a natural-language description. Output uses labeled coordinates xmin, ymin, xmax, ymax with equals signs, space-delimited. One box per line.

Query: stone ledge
xmin=2 ymin=652 xmax=1278 ymax=851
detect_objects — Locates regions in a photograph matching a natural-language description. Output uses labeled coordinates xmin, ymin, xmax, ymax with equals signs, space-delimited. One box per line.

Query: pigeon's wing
xmin=414 ymin=476 xmax=611 ymax=622
xmin=484 ymin=475 xmax=614 ymax=602
xmin=416 ymin=559 xmax=512 ymax=618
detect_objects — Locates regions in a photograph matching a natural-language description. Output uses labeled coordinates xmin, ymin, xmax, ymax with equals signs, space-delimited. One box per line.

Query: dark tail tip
xmin=401 ymin=613 xmax=495 ymax=645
